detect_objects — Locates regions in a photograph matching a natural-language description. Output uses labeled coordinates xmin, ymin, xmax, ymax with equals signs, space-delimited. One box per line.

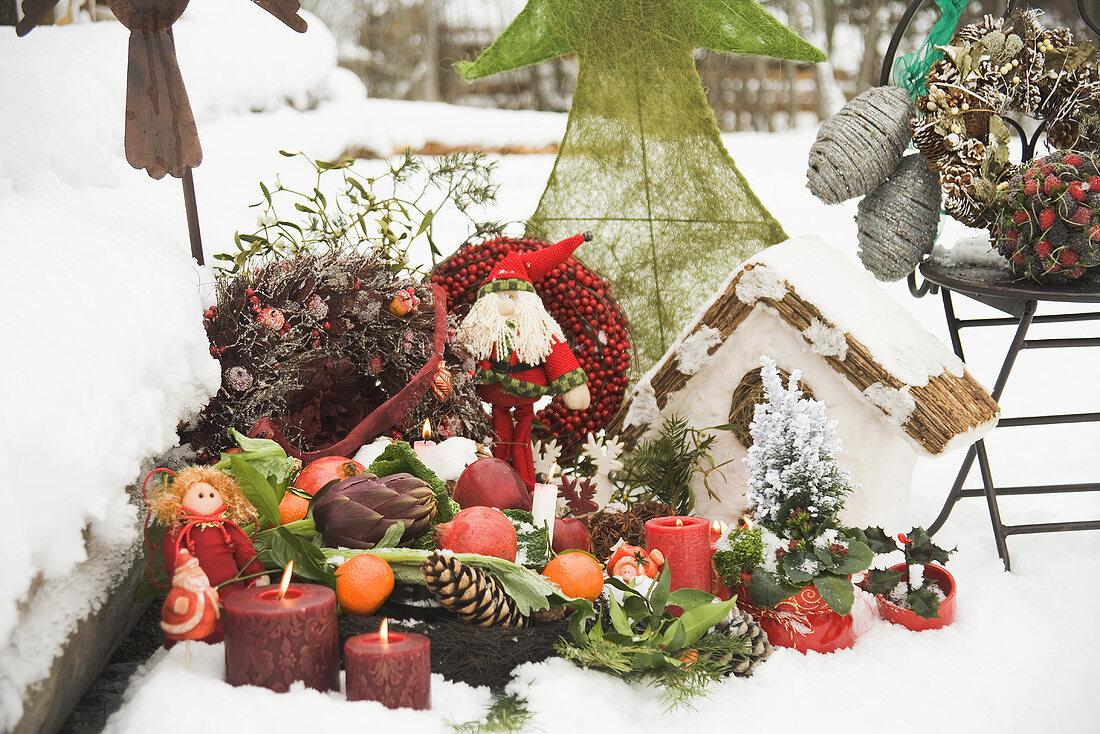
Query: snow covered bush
xmin=741 ymin=357 xmax=872 ymax=615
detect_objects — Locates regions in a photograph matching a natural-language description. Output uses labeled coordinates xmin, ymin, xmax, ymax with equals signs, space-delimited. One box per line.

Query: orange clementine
xmin=336 ymin=554 xmax=395 ymax=615
xmin=278 ymin=492 xmax=310 ymax=525
xmin=542 ymin=552 xmax=605 ymax=601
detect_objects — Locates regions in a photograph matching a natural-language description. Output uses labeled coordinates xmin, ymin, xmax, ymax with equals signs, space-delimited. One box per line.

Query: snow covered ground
xmin=1 ymin=5 xmax=1097 ymax=732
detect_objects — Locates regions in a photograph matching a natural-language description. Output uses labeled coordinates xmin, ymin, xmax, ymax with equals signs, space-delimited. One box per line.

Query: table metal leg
xmin=975 ymin=440 xmax=1012 ymax=570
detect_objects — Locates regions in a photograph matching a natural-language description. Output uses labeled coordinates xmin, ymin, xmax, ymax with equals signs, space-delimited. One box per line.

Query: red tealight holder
xmin=345 ymin=620 xmax=431 ymax=710
xmin=646 ymin=516 xmax=713 ymax=594
xmin=222 ymin=582 xmax=340 ymax=693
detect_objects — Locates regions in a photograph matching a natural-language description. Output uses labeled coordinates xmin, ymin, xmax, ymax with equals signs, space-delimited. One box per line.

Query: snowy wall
xmin=0 ymin=4 xmax=341 ymax=728
xmin=663 ymin=308 xmax=915 ymax=530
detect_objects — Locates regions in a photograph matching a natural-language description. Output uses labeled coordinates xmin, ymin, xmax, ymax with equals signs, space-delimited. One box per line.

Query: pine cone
xmin=421 ymin=551 xmax=528 ymax=629
xmin=711 ymin=608 xmax=772 ymax=678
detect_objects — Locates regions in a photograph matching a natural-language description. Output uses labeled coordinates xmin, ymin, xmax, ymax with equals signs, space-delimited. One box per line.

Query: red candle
xmin=345 ymin=619 xmax=431 ymax=709
xmin=646 ymin=516 xmax=712 ymax=594
xmin=223 ymin=582 xmax=340 ymax=693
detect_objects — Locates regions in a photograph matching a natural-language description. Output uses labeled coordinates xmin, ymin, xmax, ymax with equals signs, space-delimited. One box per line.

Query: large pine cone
xmin=712 ymin=608 xmax=772 ymax=678
xmin=421 ymin=551 xmax=528 ymax=629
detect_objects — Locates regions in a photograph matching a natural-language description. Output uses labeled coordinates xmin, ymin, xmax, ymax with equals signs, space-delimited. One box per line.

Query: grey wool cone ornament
xmin=856 ymin=154 xmax=943 ymax=281
xmin=807 ymin=86 xmax=913 ymax=204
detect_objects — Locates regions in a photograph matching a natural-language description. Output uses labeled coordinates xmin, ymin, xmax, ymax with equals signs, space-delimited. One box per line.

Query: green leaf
xmin=661 ymin=619 xmax=688 ymax=652
xmin=230 ymin=455 xmax=280 ymax=528
xmin=748 ymin=570 xmax=802 ymax=607
xmin=905 ymin=527 xmax=954 ymax=566
xmin=259 ymin=527 xmax=336 ymax=588
xmin=648 ymin=565 xmax=672 ymax=628
xmin=812 ymin=572 xmax=854 ymax=615
xmin=608 ymin=594 xmax=633 ymax=636
xmin=860 ymin=527 xmax=899 ymax=554
xmin=832 ymin=539 xmax=874 ymax=575
xmin=670 ymin=597 xmax=738 ymax=647
xmin=908 ymin=585 xmax=942 ymax=619
xmin=415 ymin=209 xmax=435 ymax=238
xmin=368 ymin=441 xmax=455 ymax=524
xmin=278 ymin=149 xmax=297 ymax=157
xmin=781 ymin=551 xmax=817 ymax=584
xmin=569 ymin=598 xmax=596 ymax=645
xmin=666 ymin=588 xmax=718 ymax=610
xmin=862 ymin=568 xmax=903 ymax=596
xmin=373 ymin=521 xmax=406 ymax=550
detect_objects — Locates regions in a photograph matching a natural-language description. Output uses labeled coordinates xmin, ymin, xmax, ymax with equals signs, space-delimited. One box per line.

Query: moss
xmin=714 ymin=527 xmax=764 ymax=587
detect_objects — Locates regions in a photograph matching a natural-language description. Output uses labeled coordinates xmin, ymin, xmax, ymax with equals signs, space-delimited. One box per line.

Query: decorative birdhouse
xmin=612 ymin=237 xmax=1000 ymax=528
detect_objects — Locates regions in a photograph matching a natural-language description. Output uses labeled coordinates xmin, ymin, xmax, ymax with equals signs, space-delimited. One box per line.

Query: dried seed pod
xmin=856 ymin=155 xmax=943 ymax=281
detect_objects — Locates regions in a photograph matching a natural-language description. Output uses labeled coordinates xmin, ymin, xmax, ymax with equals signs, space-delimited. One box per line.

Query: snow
xmin=932 ymin=231 xmax=1013 ymax=271
xmin=672 ymin=325 xmax=723 ymax=375
xmin=4 ymin=8 xmax=1100 ymax=731
xmin=748 ymin=237 xmax=966 ymax=387
xmin=862 ymin=383 xmax=918 ymax=426
xmin=623 ymin=380 xmax=661 ymax=432
xmin=803 ymin=318 xmax=848 ymax=359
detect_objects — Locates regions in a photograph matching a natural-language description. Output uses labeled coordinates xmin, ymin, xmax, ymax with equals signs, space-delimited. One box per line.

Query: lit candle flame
xmin=278 ymin=562 xmax=293 ymax=600
xmin=675 ymin=518 xmax=684 ymax=527
xmin=740 ymin=515 xmax=755 ymax=531
xmin=546 ymin=463 xmax=560 ymax=483
xmin=712 ymin=520 xmax=728 ymax=535
xmin=421 ymin=419 xmax=432 ymax=440
xmin=379 ymin=618 xmax=389 ymax=644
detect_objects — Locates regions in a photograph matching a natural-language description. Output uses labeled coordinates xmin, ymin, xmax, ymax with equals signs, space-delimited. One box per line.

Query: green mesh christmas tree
xmin=457 ymin=0 xmax=825 ymax=369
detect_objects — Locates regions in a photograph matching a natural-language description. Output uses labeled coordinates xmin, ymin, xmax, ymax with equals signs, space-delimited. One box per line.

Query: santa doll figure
xmin=457 ymin=233 xmax=593 ymax=488
xmin=161 ymin=549 xmax=220 ymax=643
xmin=149 ymin=466 xmax=269 ymax=643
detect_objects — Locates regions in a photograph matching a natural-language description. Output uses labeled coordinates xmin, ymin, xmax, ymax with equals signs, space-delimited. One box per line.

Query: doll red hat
xmin=478 ymin=232 xmax=592 ymax=297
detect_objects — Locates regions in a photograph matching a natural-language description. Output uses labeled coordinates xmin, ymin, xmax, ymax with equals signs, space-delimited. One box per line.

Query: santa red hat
xmin=478 ymin=232 xmax=592 ymax=298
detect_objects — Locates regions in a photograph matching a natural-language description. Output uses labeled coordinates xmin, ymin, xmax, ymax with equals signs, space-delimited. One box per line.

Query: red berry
xmin=1064 ymin=154 xmax=1084 ymax=166
xmin=1011 ymin=252 xmax=1025 ymax=264
xmin=323 ymin=321 xmax=332 ymax=330
xmin=1041 ymin=164 xmax=1055 ymax=177
xmin=1039 ymin=209 xmax=1056 ymax=229
xmin=1005 ymin=228 xmax=1019 ymax=243
xmin=1089 ymin=176 xmax=1100 ymax=192
xmin=1070 ymin=182 xmax=1088 ymax=202
xmin=1044 ymin=175 xmax=1062 ymax=195
xmin=1068 ymin=267 xmax=1087 ymax=278
xmin=1034 ymin=240 xmax=1053 ymax=258
xmin=256 ymin=307 xmax=284 ymax=330
xmin=1013 ymin=211 xmax=1030 ymax=225
xmin=1071 ymin=206 xmax=1092 ymax=225
xmin=1059 ymin=249 xmax=1080 ymax=266
xmin=1024 ymin=179 xmax=1039 ymax=197
xmin=1091 ymin=225 xmax=1100 ymax=241
xmin=245 ymin=288 xmax=254 ymax=296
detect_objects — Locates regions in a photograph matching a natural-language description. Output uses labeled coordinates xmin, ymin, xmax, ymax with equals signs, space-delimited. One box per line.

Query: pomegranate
xmin=552 ymin=517 xmax=591 ymax=554
xmin=453 ymin=458 xmax=531 ymax=511
xmin=434 ymin=506 xmax=518 ymax=562
xmin=293 ymin=456 xmax=365 ymax=496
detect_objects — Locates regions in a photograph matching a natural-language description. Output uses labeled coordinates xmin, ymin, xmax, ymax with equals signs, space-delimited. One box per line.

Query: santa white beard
xmin=458 ymin=290 xmax=565 ymax=364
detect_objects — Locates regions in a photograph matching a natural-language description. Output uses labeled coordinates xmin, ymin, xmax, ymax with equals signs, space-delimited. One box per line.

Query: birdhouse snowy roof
xmin=612 ymin=236 xmax=999 ymax=456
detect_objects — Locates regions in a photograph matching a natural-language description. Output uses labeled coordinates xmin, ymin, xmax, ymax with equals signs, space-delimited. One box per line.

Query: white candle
xmin=531 ymin=466 xmax=560 ymax=548
xmin=413 ymin=419 xmax=436 ymax=463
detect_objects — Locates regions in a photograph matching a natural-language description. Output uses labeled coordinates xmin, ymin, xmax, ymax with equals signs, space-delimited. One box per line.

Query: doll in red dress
xmin=149 ymin=466 xmax=269 ymax=643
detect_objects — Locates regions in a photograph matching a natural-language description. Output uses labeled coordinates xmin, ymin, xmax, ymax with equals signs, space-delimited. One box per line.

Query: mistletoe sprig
xmin=858 ymin=527 xmax=956 ymax=619
xmin=558 ymin=566 xmax=749 ymax=709
xmin=216 ymin=150 xmax=499 ymax=275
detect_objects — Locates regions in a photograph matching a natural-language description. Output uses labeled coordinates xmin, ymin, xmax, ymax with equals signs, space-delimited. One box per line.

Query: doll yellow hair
xmin=149 ymin=466 xmax=258 ymax=527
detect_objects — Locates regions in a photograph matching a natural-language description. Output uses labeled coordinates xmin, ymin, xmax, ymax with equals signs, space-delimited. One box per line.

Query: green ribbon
xmin=893 ymin=0 xmax=971 ymax=97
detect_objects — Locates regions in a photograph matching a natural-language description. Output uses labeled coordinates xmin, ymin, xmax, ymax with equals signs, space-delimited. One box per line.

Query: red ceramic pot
xmin=736 ymin=576 xmax=856 ymax=654
xmin=875 ymin=563 xmax=956 ymax=631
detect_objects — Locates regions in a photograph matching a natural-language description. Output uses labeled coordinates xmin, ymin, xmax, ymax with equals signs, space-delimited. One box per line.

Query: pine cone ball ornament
xmin=992 ymin=151 xmax=1100 ymax=282
xmin=856 ymin=154 xmax=943 ymax=281
xmin=807 ymin=86 xmax=913 ymax=204
xmin=421 ymin=551 xmax=528 ymax=628
xmin=711 ymin=608 xmax=772 ymax=677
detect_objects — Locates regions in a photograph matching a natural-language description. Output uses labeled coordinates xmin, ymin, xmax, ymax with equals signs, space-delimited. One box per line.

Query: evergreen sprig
xmin=614 ymin=416 xmax=731 ymax=515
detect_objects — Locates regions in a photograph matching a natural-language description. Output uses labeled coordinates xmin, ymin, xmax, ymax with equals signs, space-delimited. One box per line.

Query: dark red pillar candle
xmin=222 ymin=583 xmax=339 ymax=693
xmin=646 ymin=516 xmax=713 ymax=594
xmin=345 ymin=625 xmax=431 ymax=710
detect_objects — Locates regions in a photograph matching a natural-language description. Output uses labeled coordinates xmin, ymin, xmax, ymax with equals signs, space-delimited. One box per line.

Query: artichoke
xmin=313 ymin=473 xmax=437 ymax=549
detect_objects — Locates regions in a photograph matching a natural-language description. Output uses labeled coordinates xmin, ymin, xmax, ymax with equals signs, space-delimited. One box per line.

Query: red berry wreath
xmin=432 ymin=237 xmax=631 ymax=458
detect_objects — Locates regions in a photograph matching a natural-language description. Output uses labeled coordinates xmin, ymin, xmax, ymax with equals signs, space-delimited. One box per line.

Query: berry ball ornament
xmin=433 ymin=236 xmax=631 ymax=465
xmin=993 ymin=151 xmax=1100 ymax=282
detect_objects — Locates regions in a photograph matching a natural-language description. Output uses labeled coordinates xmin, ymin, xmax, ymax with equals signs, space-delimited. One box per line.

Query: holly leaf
xmin=812 ymin=572 xmax=854 ymax=616
xmin=859 ymin=527 xmax=898 ymax=555
xmin=748 ymin=570 xmax=803 ymax=607
xmin=905 ymin=527 xmax=954 ymax=566
xmin=908 ymin=585 xmax=942 ymax=620
xmin=558 ymin=475 xmax=599 ymax=515
xmin=861 ymin=567 xmax=903 ymax=596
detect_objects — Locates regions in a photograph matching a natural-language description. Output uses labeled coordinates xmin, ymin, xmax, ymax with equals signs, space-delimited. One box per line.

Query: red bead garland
xmin=432 ymin=236 xmax=631 ymax=458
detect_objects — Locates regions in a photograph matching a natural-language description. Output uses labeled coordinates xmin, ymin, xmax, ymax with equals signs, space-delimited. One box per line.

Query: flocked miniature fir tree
xmin=457 ymin=0 xmax=825 ymax=369
xmin=742 ymin=357 xmax=872 ymax=615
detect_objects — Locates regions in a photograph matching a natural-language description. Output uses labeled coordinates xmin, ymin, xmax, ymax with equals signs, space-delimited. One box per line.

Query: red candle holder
xmin=223 ymin=583 xmax=340 ymax=693
xmin=645 ymin=516 xmax=713 ymax=594
xmin=345 ymin=624 xmax=431 ymax=710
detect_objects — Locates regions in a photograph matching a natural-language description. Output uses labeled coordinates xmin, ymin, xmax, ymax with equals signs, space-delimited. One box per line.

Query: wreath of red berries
xmin=432 ymin=236 xmax=632 ymax=458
